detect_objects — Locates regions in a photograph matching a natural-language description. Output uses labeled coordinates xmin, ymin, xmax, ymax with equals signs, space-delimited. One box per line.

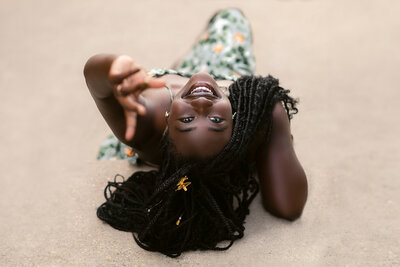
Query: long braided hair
xmin=97 ymin=75 xmax=298 ymax=257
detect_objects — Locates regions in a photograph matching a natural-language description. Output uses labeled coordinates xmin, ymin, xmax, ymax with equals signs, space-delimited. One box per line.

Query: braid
xmin=97 ymin=75 xmax=298 ymax=257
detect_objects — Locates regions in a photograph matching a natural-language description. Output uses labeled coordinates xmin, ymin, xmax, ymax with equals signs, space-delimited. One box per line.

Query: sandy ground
xmin=1 ymin=0 xmax=399 ymax=266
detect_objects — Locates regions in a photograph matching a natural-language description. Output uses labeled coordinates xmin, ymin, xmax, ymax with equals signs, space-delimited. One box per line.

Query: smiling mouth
xmin=184 ymin=83 xmax=218 ymax=98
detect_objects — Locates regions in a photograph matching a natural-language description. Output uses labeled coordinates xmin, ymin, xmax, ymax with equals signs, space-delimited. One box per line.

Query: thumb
xmin=124 ymin=110 xmax=137 ymax=141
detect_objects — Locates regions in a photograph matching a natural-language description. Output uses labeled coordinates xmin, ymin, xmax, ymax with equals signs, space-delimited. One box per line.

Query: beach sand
xmin=0 ymin=0 xmax=399 ymax=265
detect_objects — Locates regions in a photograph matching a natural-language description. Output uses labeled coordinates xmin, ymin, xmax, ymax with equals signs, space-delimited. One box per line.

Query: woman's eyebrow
xmin=175 ymin=127 xmax=196 ymax=132
xmin=208 ymin=126 xmax=228 ymax=132
xmin=175 ymin=126 xmax=228 ymax=133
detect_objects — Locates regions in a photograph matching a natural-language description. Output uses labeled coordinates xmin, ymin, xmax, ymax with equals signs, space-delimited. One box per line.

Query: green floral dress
xmin=97 ymin=8 xmax=256 ymax=164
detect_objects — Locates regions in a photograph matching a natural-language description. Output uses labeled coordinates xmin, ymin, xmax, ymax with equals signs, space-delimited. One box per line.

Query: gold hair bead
xmin=176 ymin=176 xmax=191 ymax=191
xmin=176 ymin=215 xmax=182 ymax=226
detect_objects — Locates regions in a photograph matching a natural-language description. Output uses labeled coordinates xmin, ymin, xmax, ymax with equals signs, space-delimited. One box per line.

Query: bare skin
xmin=84 ymin=54 xmax=307 ymax=221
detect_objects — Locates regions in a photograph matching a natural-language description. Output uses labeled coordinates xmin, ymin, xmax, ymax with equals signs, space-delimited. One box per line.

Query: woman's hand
xmin=108 ymin=55 xmax=165 ymax=141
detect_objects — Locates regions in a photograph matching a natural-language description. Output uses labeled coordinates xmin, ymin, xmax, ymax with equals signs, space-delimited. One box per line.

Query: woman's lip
xmin=184 ymin=82 xmax=218 ymax=98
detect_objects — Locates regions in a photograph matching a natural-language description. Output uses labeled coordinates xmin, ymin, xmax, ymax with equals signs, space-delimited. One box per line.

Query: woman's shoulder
xmin=246 ymin=101 xmax=289 ymax=162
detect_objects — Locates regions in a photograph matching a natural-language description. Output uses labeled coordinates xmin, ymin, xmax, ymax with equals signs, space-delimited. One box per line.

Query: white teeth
xmin=191 ymin=86 xmax=212 ymax=94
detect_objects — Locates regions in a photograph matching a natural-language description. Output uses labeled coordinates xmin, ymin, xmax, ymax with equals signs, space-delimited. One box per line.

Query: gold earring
xmin=232 ymin=112 xmax=236 ymax=119
xmin=165 ymin=111 xmax=169 ymax=118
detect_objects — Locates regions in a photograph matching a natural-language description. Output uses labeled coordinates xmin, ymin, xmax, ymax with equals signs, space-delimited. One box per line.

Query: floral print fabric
xmin=97 ymin=134 xmax=138 ymax=164
xmin=98 ymin=8 xmax=255 ymax=163
xmin=149 ymin=8 xmax=255 ymax=81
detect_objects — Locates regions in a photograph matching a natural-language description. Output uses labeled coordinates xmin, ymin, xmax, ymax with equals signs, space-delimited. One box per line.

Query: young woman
xmin=84 ymin=9 xmax=307 ymax=257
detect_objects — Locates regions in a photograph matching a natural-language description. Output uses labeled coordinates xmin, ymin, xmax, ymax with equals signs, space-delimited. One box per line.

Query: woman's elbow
xmin=274 ymin=206 xmax=305 ymax=221
xmin=263 ymin=201 xmax=306 ymax=221
xmin=83 ymin=55 xmax=99 ymax=81
xmin=263 ymin=178 xmax=308 ymax=221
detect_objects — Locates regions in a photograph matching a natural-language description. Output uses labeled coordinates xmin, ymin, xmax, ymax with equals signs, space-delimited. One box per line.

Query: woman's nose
xmin=190 ymin=97 xmax=213 ymax=113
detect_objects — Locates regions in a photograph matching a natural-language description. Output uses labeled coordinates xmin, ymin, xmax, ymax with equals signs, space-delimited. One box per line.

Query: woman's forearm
xmin=256 ymin=102 xmax=308 ymax=221
xmin=84 ymin=54 xmax=118 ymax=99
xmin=82 ymin=54 xmax=164 ymax=151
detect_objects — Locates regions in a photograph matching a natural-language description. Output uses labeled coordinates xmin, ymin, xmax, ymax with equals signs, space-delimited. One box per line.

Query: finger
xmin=115 ymin=84 xmax=124 ymax=96
xmin=115 ymin=82 xmax=144 ymax=97
xmin=114 ymin=69 xmax=147 ymax=95
xmin=147 ymin=77 xmax=166 ymax=88
xmin=117 ymin=95 xmax=146 ymax=115
xmin=118 ymin=76 xmax=166 ymax=95
xmin=133 ymin=76 xmax=166 ymax=89
xmin=124 ymin=110 xmax=137 ymax=141
xmin=125 ymin=95 xmax=146 ymax=115
xmin=122 ymin=70 xmax=150 ymax=91
xmin=110 ymin=68 xmax=141 ymax=84
xmin=109 ymin=55 xmax=141 ymax=84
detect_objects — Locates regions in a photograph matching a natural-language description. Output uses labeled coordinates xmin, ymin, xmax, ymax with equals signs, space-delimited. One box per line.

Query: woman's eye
xmin=210 ymin=117 xmax=223 ymax=123
xmin=179 ymin=117 xmax=194 ymax=123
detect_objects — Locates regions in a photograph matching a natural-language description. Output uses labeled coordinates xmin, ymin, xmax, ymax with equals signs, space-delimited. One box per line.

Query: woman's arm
xmin=83 ymin=54 xmax=165 ymax=147
xmin=256 ymin=102 xmax=308 ymax=221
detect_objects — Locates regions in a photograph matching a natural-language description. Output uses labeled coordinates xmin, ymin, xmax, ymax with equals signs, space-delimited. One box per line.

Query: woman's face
xmin=168 ymin=72 xmax=233 ymax=159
